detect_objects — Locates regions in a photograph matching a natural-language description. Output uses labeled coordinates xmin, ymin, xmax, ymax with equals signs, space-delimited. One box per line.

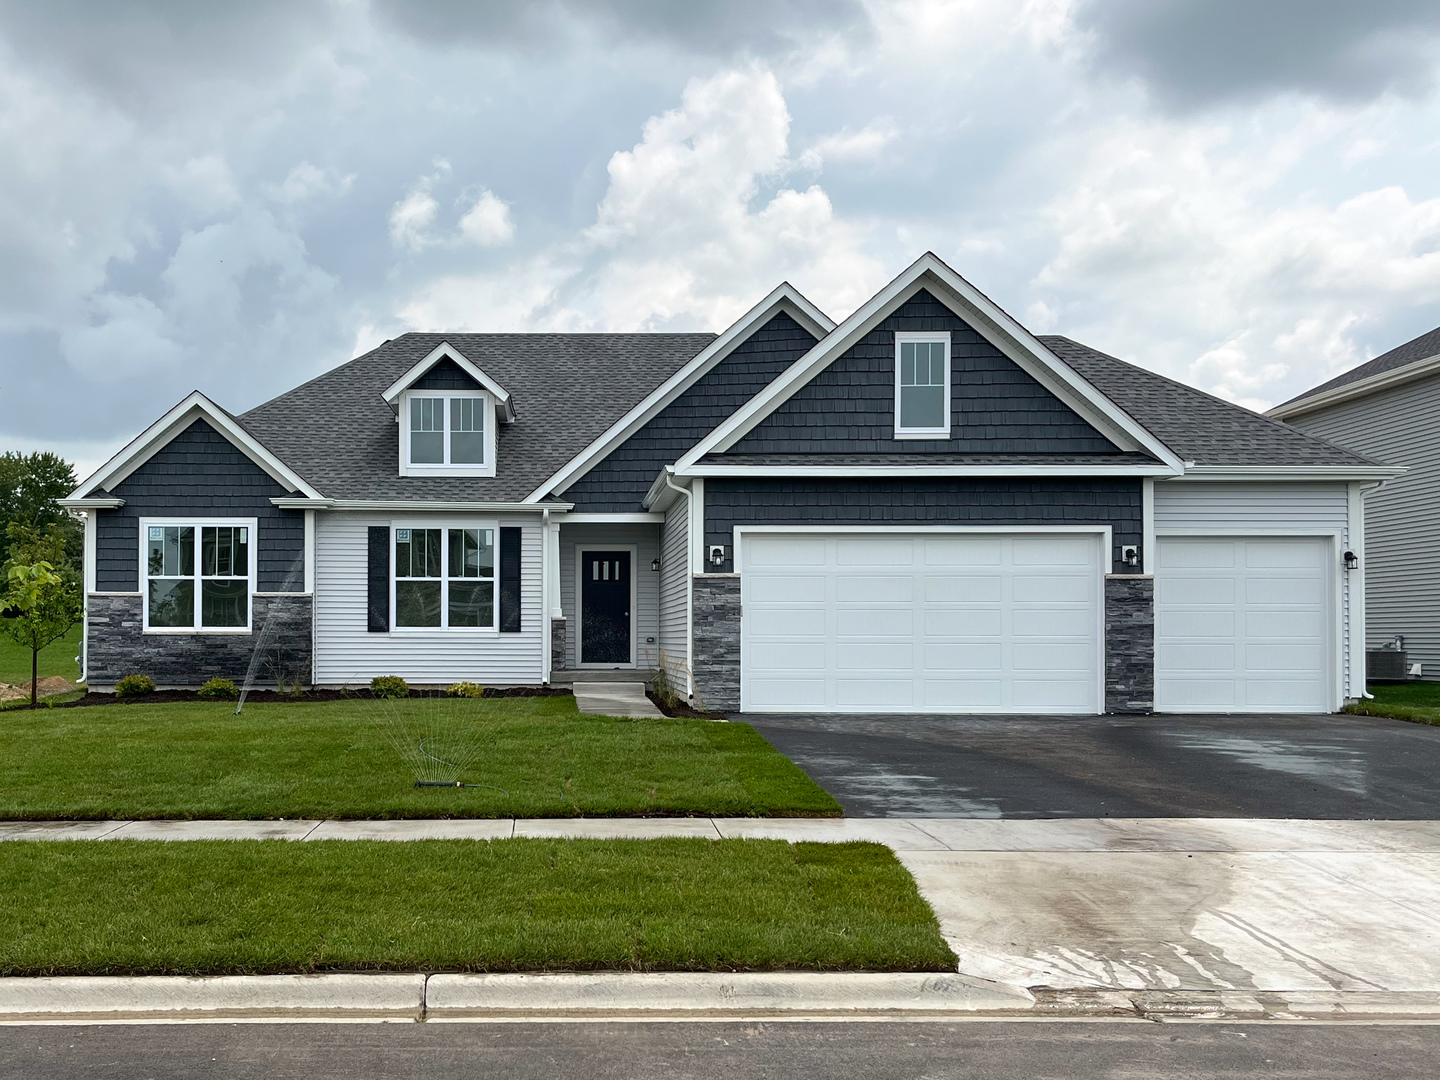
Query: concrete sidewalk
xmin=6 ymin=816 xmax=1440 ymax=1011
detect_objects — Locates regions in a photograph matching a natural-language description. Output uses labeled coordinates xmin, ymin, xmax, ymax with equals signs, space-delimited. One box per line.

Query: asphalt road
xmin=746 ymin=711 xmax=1440 ymax=817
xmin=4 ymin=1021 xmax=1438 ymax=1079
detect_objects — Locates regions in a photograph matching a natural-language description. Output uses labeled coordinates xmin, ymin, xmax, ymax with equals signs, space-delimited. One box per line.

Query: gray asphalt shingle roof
xmin=1040 ymin=336 xmax=1381 ymax=469
xmin=240 ymin=332 xmax=715 ymax=501
xmin=1276 ymin=323 xmax=1440 ymax=408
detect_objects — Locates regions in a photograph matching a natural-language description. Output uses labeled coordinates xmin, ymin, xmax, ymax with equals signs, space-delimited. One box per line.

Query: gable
xmin=412 ymin=357 xmax=483 ymax=391
xmin=561 ymin=311 xmax=819 ymax=511
xmin=728 ymin=290 xmax=1120 ymax=456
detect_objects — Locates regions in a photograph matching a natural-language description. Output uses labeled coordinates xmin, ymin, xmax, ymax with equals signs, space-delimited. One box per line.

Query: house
xmin=1269 ymin=324 xmax=1438 ymax=680
xmin=62 ymin=253 xmax=1397 ymax=715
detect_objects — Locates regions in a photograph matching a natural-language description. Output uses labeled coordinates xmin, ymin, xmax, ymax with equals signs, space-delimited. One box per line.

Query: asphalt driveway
xmin=745 ymin=712 xmax=1440 ymax=818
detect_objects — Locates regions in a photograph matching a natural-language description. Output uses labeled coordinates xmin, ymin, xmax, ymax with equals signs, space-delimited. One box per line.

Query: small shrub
xmin=115 ymin=673 xmax=156 ymax=698
xmin=370 ymin=675 xmax=409 ymax=699
xmin=197 ymin=677 xmax=239 ymax=700
xmin=445 ymin=681 xmax=486 ymax=698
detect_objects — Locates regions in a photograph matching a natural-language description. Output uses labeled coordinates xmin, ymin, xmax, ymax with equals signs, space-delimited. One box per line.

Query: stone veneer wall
xmin=691 ymin=574 xmax=741 ymax=712
xmin=86 ymin=593 xmax=314 ymax=690
xmin=550 ymin=617 xmax=567 ymax=673
xmin=1104 ymin=575 xmax=1154 ymax=714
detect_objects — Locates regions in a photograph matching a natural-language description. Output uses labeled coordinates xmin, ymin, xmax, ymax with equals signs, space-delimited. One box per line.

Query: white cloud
xmin=457 ymin=189 xmax=515 ymax=247
xmin=798 ymin=118 xmax=898 ymax=169
xmin=388 ymin=188 xmax=440 ymax=252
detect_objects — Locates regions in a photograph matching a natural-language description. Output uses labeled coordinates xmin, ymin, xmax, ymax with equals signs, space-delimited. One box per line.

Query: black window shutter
xmin=499 ymin=527 xmax=521 ymax=633
xmin=367 ymin=526 xmax=389 ymax=632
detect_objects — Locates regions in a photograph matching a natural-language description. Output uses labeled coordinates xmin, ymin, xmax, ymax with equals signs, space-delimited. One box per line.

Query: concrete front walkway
xmin=7 ymin=816 xmax=1440 ymax=999
xmin=570 ymin=681 xmax=664 ymax=718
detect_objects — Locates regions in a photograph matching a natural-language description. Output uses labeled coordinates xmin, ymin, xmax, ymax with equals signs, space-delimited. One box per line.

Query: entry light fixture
xmin=1343 ymin=550 xmax=1359 ymax=571
xmin=1121 ymin=545 xmax=1139 ymax=568
xmin=709 ymin=545 xmax=726 ymax=567
xmin=650 ymin=558 xmax=660 ymax=572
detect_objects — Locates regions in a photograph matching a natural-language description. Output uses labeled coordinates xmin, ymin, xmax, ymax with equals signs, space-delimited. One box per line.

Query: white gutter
xmin=1267 ymin=351 xmax=1440 ymax=421
xmin=271 ymin=498 xmax=574 ymax=512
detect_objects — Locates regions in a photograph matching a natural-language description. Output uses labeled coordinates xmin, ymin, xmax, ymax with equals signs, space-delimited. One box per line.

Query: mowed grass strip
xmin=1345 ymin=682 xmax=1440 ymax=727
xmin=0 ymin=838 xmax=955 ymax=976
xmin=0 ymin=698 xmax=840 ymax=820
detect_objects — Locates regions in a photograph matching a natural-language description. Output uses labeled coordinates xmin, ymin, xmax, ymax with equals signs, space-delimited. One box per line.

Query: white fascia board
xmin=382 ymin=341 xmax=516 ymax=421
xmin=563 ymin=512 xmax=666 ymax=524
xmin=59 ymin=496 xmax=125 ymax=509
xmin=642 ymin=466 xmax=691 ymax=511
xmin=69 ymin=391 xmax=324 ymax=501
xmin=677 ymin=462 xmax=1178 ymax=479
xmin=677 ymin=252 xmax=1186 ymax=473
xmin=522 ymin=283 xmax=835 ymax=503
xmin=1166 ymin=465 xmax=1408 ymax=482
xmin=1266 ymin=352 xmax=1440 ymax=420
xmin=271 ymin=498 xmax=572 ymax=512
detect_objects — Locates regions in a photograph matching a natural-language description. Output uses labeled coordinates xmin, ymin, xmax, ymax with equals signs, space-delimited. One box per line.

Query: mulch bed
xmin=646 ymin=688 xmax=728 ymax=721
xmin=39 ymin=686 xmax=575 ymax=709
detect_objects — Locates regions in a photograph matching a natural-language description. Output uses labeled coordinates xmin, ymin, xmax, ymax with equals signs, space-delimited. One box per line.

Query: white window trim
xmin=893 ymin=331 xmax=951 ymax=439
xmin=139 ymin=517 xmax=258 ymax=635
xmin=398 ymin=389 xmax=497 ymax=478
xmin=575 ymin=544 xmax=639 ymax=668
xmin=390 ymin=520 xmax=501 ymax=633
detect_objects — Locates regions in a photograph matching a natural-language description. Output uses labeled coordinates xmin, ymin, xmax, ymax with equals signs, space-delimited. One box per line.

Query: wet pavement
xmin=745 ymin=712 xmax=1440 ymax=818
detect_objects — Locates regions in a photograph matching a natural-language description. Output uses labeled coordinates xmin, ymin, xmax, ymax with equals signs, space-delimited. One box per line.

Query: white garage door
xmin=1155 ymin=537 xmax=1331 ymax=713
xmin=740 ymin=532 xmax=1103 ymax=714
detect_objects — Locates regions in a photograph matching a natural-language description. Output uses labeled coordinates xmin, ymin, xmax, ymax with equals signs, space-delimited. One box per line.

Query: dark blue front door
xmin=581 ymin=550 xmax=631 ymax=664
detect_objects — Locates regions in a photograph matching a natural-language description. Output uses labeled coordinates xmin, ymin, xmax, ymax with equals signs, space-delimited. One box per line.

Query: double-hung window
xmin=402 ymin=390 xmax=493 ymax=475
xmin=143 ymin=519 xmax=255 ymax=632
xmin=394 ymin=526 xmax=496 ymax=630
xmin=894 ymin=332 xmax=951 ymax=438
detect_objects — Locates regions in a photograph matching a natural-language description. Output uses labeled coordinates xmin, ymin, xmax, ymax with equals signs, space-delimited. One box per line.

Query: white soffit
xmin=382 ymin=341 xmax=516 ymax=422
xmin=523 ymin=282 xmax=835 ymax=503
xmin=69 ymin=391 xmax=324 ymax=501
xmin=676 ymin=253 xmax=1185 ymax=473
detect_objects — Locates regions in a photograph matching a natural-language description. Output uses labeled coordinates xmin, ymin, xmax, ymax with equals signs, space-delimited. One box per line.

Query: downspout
xmin=662 ymin=469 xmax=695 ymax=700
xmin=541 ymin=506 xmax=551 ymax=684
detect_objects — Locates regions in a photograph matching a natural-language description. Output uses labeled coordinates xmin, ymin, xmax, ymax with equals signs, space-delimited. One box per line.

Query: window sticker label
xmin=397 ymin=528 xmax=411 ymax=541
xmin=238 ymin=527 xmax=248 ymax=543
xmin=149 ymin=526 xmax=163 ymax=540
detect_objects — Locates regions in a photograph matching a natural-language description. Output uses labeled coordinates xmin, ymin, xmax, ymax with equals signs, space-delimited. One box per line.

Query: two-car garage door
xmin=740 ymin=532 xmax=1103 ymax=713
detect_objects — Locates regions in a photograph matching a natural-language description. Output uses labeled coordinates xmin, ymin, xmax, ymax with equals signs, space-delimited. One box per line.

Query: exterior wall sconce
xmin=650 ymin=558 xmax=660 ymax=572
xmin=1121 ymin=545 xmax=1139 ymax=568
xmin=709 ymin=545 xmax=727 ymax=567
xmin=1343 ymin=550 xmax=1359 ymax=571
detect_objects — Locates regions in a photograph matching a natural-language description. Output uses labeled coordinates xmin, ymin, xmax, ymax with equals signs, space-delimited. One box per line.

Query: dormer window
xmin=894 ymin=332 xmax=951 ymax=438
xmin=400 ymin=390 xmax=496 ymax=476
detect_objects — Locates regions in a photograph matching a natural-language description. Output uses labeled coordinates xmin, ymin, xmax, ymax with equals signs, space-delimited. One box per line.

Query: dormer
xmin=382 ymin=342 xmax=516 ymax=478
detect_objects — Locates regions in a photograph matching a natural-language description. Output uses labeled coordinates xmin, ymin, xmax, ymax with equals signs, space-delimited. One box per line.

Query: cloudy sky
xmin=5 ymin=0 xmax=1440 ymax=477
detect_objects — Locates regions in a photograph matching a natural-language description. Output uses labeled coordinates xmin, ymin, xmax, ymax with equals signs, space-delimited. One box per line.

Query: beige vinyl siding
xmin=313 ymin=512 xmax=543 ymax=685
xmin=1289 ymin=374 xmax=1440 ymax=679
xmin=659 ymin=504 xmax=691 ymax=693
xmin=1153 ymin=480 xmax=1355 ymax=699
xmin=558 ymin=523 xmax=661 ymax=669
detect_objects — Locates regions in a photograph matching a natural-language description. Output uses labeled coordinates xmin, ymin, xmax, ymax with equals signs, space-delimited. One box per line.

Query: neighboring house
xmin=1269 ymin=325 xmax=1439 ymax=679
xmin=63 ymin=253 xmax=1396 ymax=715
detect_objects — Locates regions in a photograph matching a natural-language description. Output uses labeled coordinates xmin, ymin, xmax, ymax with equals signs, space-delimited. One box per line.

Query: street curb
xmin=4 ymin=974 xmax=1439 ymax=1023
xmin=423 ymin=972 xmax=1034 ymax=1017
xmin=0 ymin=975 xmax=425 ymax=1022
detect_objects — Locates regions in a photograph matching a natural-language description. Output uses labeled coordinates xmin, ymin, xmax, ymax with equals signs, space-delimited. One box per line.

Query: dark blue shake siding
xmin=412 ymin=357 xmax=482 ymax=390
xmin=563 ymin=312 xmax=818 ymax=512
xmin=93 ymin=419 xmax=305 ymax=592
xmin=731 ymin=290 xmax=1119 ymax=455
xmin=703 ymin=478 xmax=1143 ymax=574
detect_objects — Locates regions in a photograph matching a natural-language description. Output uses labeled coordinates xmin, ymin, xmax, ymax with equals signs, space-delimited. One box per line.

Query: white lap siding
xmin=1152 ymin=481 xmax=1357 ymax=701
xmin=313 ymin=512 xmax=543 ymax=685
xmin=659 ymin=506 xmax=691 ymax=693
xmin=558 ymin=524 xmax=661 ymax=670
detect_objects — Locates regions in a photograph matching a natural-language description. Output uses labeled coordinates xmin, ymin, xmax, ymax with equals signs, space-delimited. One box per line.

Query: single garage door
xmin=1155 ymin=536 xmax=1331 ymax=712
xmin=740 ymin=532 xmax=1103 ymax=714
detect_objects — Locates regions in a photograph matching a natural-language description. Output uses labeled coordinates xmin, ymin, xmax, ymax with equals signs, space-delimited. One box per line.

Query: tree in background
xmin=0 ymin=452 xmax=81 ymax=572
xmin=0 ymin=525 xmax=83 ymax=705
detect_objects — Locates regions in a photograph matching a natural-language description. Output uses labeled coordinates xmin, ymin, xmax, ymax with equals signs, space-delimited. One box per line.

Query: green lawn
xmin=0 ymin=838 xmax=954 ymax=976
xmin=0 ymin=697 xmax=841 ymax=820
xmin=1345 ymin=682 xmax=1440 ymax=726
xmin=0 ymin=622 xmax=81 ymax=686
